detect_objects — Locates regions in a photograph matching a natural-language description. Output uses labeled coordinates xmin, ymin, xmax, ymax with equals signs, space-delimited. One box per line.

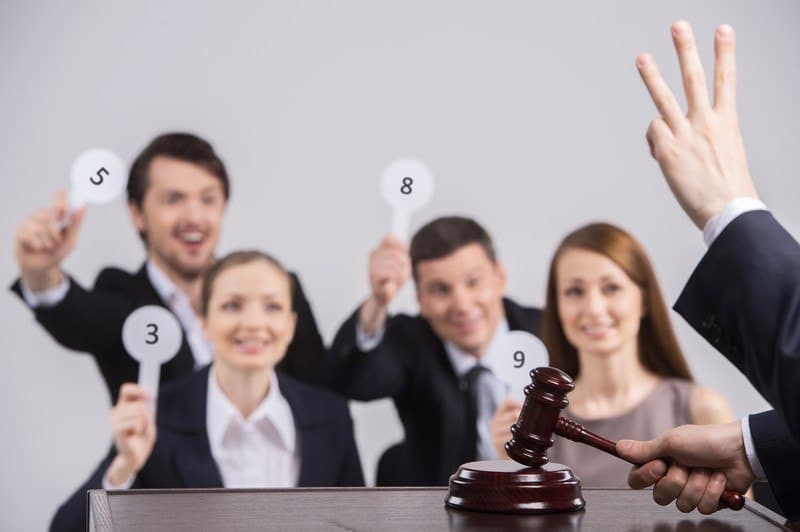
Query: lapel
xmin=416 ymin=318 xmax=472 ymax=479
xmin=279 ymin=373 xmax=334 ymax=487
xmin=158 ymin=366 xmax=224 ymax=488
xmin=133 ymin=263 xmax=195 ymax=378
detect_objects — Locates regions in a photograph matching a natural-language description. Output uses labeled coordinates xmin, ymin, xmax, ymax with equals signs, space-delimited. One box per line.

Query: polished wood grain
xmin=446 ymin=460 xmax=584 ymax=513
xmin=89 ymin=487 xmax=793 ymax=531
xmin=504 ymin=367 xmax=743 ymax=511
xmin=554 ymin=416 xmax=745 ymax=510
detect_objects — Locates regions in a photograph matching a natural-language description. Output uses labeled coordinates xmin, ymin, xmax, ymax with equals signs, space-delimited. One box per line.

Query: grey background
xmin=1 ymin=1 xmax=798 ymax=529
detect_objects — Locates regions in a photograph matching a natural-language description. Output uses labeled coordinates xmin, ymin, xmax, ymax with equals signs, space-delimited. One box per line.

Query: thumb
xmin=617 ymin=436 xmax=666 ymax=463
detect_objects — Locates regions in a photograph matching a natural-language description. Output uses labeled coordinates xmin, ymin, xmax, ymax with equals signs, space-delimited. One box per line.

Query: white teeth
xmin=236 ymin=338 xmax=267 ymax=347
xmin=180 ymin=231 xmax=204 ymax=243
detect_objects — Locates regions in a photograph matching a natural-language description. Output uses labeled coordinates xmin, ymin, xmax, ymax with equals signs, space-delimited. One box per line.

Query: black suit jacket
xmin=326 ymin=297 xmax=542 ymax=486
xmin=11 ymin=263 xmax=325 ymax=403
xmin=674 ymin=210 xmax=800 ymax=520
xmin=50 ymin=366 xmax=364 ymax=532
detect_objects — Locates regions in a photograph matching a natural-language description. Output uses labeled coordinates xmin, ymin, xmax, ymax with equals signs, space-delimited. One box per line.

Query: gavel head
xmin=505 ymin=366 xmax=574 ymax=467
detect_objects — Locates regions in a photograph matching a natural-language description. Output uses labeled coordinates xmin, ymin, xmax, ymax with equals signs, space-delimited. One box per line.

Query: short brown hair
xmin=542 ymin=222 xmax=693 ymax=381
xmin=409 ymin=216 xmax=496 ymax=280
xmin=201 ymin=250 xmax=294 ymax=316
xmin=127 ymin=132 xmax=231 ymax=209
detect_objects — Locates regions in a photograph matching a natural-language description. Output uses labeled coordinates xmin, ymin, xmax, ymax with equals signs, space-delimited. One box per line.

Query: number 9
xmin=513 ymin=350 xmax=525 ymax=368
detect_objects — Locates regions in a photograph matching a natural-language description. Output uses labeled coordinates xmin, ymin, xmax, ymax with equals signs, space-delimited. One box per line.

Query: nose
xmin=582 ymin=288 xmax=606 ymax=316
xmin=449 ymin=284 xmax=472 ymax=314
xmin=241 ymin=303 xmax=267 ymax=329
xmin=182 ymin=197 xmax=205 ymax=224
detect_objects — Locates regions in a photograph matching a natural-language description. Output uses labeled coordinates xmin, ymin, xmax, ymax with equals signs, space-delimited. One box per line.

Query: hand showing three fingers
xmin=638 ymin=21 xmax=758 ymax=230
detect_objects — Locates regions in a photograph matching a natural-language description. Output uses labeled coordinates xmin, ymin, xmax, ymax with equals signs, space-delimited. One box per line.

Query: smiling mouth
xmin=176 ymin=229 xmax=207 ymax=247
xmin=235 ymin=338 xmax=269 ymax=354
xmin=451 ymin=315 xmax=482 ymax=333
xmin=581 ymin=325 xmax=613 ymax=337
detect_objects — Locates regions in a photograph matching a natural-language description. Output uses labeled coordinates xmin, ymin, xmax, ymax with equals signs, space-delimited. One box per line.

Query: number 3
xmin=513 ymin=350 xmax=525 ymax=368
xmin=146 ymin=323 xmax=159 ymax=345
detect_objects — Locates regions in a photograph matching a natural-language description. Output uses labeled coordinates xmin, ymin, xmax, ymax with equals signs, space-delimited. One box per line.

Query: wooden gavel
xmin=504 ymin=367 xmax=745 ymax=511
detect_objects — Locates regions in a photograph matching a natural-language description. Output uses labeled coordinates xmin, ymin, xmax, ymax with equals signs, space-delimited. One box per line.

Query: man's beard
xmin=158 ymin=248 xmax=213 ymax=282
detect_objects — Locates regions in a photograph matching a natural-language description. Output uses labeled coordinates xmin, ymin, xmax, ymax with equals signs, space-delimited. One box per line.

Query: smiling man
xmin=11 ymin=133 xmax=324 ymax=403
xmin=327 ymin=216 xmax=543 ymax=486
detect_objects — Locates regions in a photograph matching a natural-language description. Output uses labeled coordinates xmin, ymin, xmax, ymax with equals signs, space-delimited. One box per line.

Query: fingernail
xmin=718 ymin=24 xmax=733 ymax=37
xmin=713 ymin=472 xmax=726 ymax=484
xmin=636 ymin=54 xmax=651 ymax=68
xmin=672 ymin=20 xmax=689 ymax=36
xmin=653 ymin=461 xmax=667 ymax=476
xmin=618 ymin=441 xmax=632 ymax=454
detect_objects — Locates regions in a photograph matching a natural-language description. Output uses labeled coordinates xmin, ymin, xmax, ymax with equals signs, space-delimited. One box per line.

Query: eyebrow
xmin=219 ymin=290 xmax=286 ymax=299
xmin=563 ymin=274 xmax=623 ymax=284
xmin=200 ymin=185 xmax=222 ymax=195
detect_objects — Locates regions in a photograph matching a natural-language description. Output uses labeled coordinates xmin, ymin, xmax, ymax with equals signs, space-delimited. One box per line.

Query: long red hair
xmin=542 ymin=222 xmax=693 ymax=380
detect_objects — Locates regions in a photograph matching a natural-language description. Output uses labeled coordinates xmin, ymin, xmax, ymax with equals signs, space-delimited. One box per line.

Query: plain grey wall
xmin=2 ymin=1 xmax=798 ymax=529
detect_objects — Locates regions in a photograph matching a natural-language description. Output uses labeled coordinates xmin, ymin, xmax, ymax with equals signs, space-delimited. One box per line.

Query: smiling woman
xmin=50 ymin=250 xmax=364 ymax=532
xmin=542 ymin=223 xmax=734 ymax=487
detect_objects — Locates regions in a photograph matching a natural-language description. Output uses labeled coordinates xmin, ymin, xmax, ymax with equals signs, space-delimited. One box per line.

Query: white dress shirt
xmin=443 ymin=319 xmax=511 ymax=460
xmin=105 ymin=366 xmax=300 ymax=489
xmin=702 ymin=197 xmax=768 ymax=480
xmin=145 ymin=261 xmax=213 ymax=367
xmin=357 ymin=317 xmax=512 ymax=460
xmin=206 ymin=367 xmax=300 ymax=488
xmin=20 ymin=259 xmax=214 ymax=368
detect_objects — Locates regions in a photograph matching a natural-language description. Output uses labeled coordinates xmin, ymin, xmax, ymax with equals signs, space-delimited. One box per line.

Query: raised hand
xmin=359 ymin=235 xmax=411 ymax=335
xmin=637 ymin=21 xmax=758 ymax=229
xmin=618 ymin=421 xmax=755 ymax=515
xmin=490 ymin=398 xmax=522 ymax=458
xmin=14 ymin=190 xmax=86 ymax=291
xmin=107 ymin=383 xmax=157 ymax=486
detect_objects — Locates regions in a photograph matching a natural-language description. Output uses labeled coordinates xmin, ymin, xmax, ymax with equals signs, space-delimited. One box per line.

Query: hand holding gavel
xmin=505 ymin=367 xmax=746 ymax=512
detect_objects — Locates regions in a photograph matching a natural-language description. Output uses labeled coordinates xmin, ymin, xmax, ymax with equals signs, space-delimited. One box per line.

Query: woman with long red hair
xmin=543 ymin=222 xmax=733 ymax=487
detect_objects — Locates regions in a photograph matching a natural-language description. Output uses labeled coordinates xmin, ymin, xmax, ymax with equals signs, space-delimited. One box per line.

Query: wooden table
xmin=88 ymin=487 xmax=794 ymax=531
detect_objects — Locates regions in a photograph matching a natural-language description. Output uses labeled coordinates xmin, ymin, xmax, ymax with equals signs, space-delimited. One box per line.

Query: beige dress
xmin=548 ymin=378 xmax=695 ymax=488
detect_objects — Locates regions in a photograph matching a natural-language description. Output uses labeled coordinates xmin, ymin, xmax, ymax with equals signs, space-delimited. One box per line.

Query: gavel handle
xmin=554 ymin=417 xmax=745 ymax=511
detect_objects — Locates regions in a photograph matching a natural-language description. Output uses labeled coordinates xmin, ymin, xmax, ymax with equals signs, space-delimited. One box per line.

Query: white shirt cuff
xmin=102 ymin=468 xmax=136 ymax=490
xmin=19 ymin=275 xmax=69 ymax=308
xmin=741 ymin=416 xmax=767 ymax=481
xmin=702 ymin=198 xmax=768 ymax=247
xmin=355 ymin=322 xmax=385 ymax=352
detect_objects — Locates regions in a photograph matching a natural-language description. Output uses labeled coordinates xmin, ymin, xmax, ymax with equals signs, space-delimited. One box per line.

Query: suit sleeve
xmin=325 ymin=306 xmax=408 ymax=400
xmin=674 ymin=211 xmax=800 ymax=440
xmin=49 ymin=446 xmax=147 ymax=532
xmin=275 ymin=273 xmax=327 ymax=385
xmin=11 ymin=270 xmax=136 ymax=367
xmin=749 ymin=410 xmax=800 ymax=521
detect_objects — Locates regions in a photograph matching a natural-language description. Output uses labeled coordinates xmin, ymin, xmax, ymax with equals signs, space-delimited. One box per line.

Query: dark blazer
xmin=326 ymin=297 xmax=542 ymax=486
xmin=11 ymin=263 xmax=325 ymax=403
xmin=674 ymin=210 xmax=800 ymax=520
xmin=50 ymin=366 xmax=364 ymax=532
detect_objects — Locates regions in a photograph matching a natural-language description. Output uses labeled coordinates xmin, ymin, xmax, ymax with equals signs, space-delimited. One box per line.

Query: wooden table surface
xmin=88 ymin=487 xmax=794 ymax=532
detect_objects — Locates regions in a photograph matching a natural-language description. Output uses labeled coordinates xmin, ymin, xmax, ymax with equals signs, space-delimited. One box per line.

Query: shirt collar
xmin=444 ymin=318 xmax=510 ymax=378
xmin=206 ymin=366 xmax=297 ymax=454
xmin=146 ymin=259 xmax=179 ymax=304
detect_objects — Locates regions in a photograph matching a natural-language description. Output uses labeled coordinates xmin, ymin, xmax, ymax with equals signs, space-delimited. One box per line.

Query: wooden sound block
xmin=445 ymin=460 xmax=585 ymax=514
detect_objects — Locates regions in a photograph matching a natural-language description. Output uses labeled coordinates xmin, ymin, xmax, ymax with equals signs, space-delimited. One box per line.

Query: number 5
xmin=90 ymin=166 xmax=109 ymax=185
